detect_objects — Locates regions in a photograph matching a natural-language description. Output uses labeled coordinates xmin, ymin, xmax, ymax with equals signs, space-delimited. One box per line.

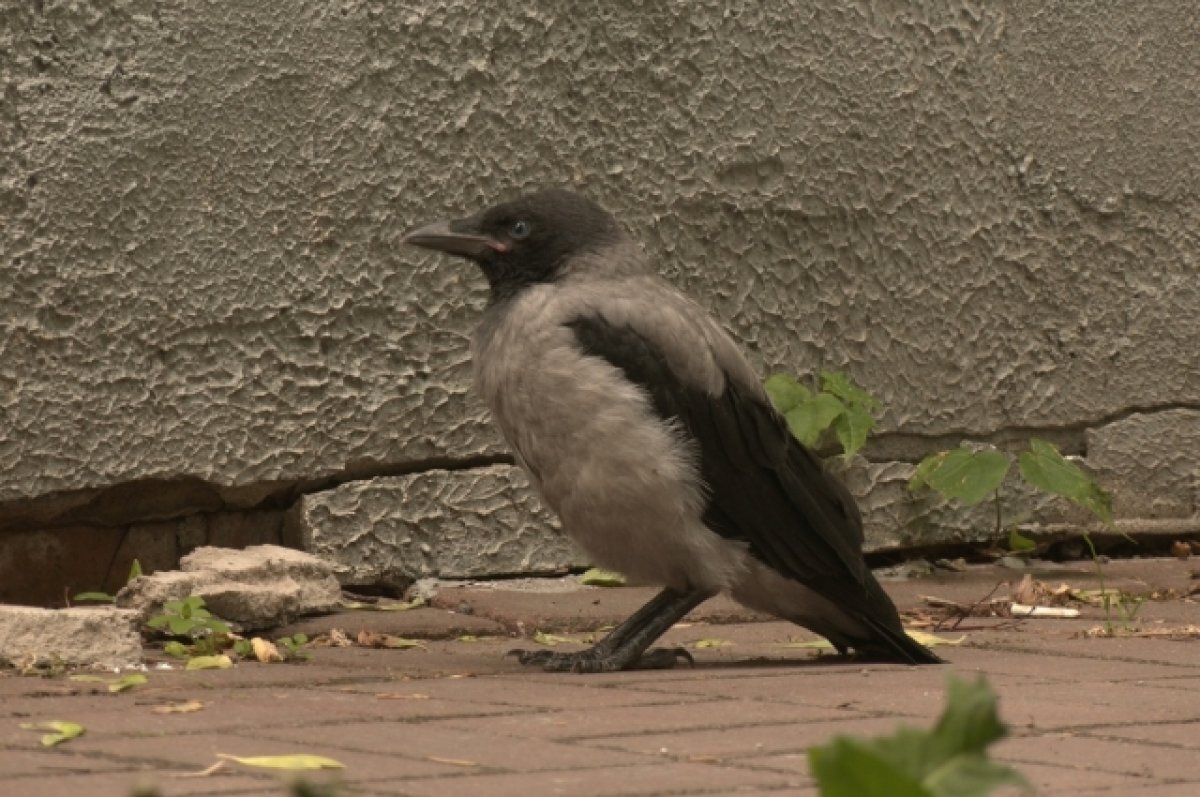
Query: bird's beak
xmin=402 ymin=218 xmax=508 ymax=260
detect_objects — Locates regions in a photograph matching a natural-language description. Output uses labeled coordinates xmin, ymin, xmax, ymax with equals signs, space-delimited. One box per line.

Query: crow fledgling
xmin=403 ymin=189 xmax=940 ymax=671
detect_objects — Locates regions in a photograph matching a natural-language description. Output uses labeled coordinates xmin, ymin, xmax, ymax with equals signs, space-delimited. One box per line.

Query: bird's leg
xmin=509 ymin=587 xmax=709 ymax=673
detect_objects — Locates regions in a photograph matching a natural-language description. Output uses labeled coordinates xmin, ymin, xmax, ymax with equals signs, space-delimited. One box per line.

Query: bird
xmin=403 ymin=188 xmax=940 ymax=671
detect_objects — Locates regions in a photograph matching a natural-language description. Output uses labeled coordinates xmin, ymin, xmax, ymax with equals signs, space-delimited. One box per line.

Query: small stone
xmin=116 ymin=545 xmax=341 ymax=631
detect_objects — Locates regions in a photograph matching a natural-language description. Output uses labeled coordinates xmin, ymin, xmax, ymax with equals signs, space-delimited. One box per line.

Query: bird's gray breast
xmin=469 ymin=282 xmax=724 ymax=585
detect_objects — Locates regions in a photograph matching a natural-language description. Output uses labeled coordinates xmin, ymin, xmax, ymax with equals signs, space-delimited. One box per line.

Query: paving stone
xmin=380 ymin=761 xmax=799 ymax=797
xmin=430 ymin=585 xmax=771 ymax=634
xmin=997 ymin=762 xmax=1152 ymax=795
xmin=3 ymin=558 xmax=1199 ymax=797
xmin=332 ymin=674 xmax=714 ymax=710
xmin=996 ymin=734 xmax=1200 ymax=781
xmin=70 ymin=731 xmax=465 ymax=780
xmin=2 ymin=769 xmax=277 ymax=797
xmin=945 ymin=646 xmax=1200 ymax=682
xmin=1081 ymin=721 xmax=1200 ymax=750
xmin=273 ymin=605 xmax=508 ymax=640
xmin=254 ymin=719 xmax=648 ymax=771
xmin=0 ymin=748 xmax=136 ymax=778
xmin=431 ymin=699 xmax=860 ymax=741
xmin=581 ymin=718 xmax=898 ymax=760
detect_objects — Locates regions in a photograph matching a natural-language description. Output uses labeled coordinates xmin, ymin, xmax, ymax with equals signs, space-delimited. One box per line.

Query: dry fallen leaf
xmin=216 ymin=753 xmax=345 ymax=770
xmin=1171 ymin=541 xmax=1193 ymax=559
xmin=427 ymin=756 xmax=478 ymax=767
xmin=532 ymin=631 xmax=575 ymax=646
xmin=152 ymin=700 xmax=205 ymax=715
xmin=376 ymin=692 xmax=430 ymax=700
xmin=251 ymin=638 xmax=283 ymax=663
xmin=356 ymin=630 xmax=427 ymax=650
xmin=692 ymin=638 xmax=733 ymax=649
xmin=171 ymin=760 xmax=228 ymax=778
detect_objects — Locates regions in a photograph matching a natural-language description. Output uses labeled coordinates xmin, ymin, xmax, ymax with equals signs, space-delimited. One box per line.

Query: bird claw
xmin=506 ymin=648 xmax=556 ymax=666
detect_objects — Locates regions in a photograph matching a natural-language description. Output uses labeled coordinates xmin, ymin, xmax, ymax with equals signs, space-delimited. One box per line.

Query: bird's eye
xmin=509 ymin=220 xmax=531 ymax=240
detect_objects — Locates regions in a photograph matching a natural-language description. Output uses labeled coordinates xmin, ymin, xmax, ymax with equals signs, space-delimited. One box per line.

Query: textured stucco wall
xmin=2 ymin=2 xmax=1197 ymax=568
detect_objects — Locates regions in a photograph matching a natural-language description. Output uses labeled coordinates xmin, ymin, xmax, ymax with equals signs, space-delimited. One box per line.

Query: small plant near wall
xmin=764 ymin=370 xmax=881 ymax=459
xmin=907 ymin=437 xmax=1113 ymax=540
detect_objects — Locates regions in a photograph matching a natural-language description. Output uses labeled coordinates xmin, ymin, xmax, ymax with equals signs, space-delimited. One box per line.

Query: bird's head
xmin=403 ymin=188 xmax=622 ymax=301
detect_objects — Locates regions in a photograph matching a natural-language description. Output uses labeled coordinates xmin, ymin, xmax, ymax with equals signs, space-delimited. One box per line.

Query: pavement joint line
xmin=957 ymin=643 xmax=1200 ymax=669
xmin=390 ymin=767 xmax=809 ymax=797
xmin=494 ymin=713 xmax=904 ymax=744
xmin=63 ymin=708 xmax=553 ymax=741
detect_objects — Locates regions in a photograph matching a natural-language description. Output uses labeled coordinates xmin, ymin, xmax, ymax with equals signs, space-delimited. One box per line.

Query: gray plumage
xmin=404 ymin=189 xmax=939 ymax=670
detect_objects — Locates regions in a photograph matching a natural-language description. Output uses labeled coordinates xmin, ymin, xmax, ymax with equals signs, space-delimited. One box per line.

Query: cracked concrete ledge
xmin=2 ymin=408 xmax=1197 ymax=605
xmin=291 ymin=465 xmax=588 ymax=592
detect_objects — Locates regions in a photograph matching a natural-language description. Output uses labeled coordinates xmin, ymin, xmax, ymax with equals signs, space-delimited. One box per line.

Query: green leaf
xmin=168 ymin=616 xmax=196 ymax=636
xmin=69 ymin=673 xmax=147 ymax=693
xmin=127 ymin=558 xmax=143 ymax=582
xmin=915 ymin=447 xmax=1011 ymax=506
xmin=1018 ymin=438 xmax=1113 ymax=523
xmin=109 ymin=674 xmax=148 ymax=693
xmin=929 ymin=676 xmax=1010 ymax=761
xmin=21 ymin=721 xmax=85 ymax=747
xmin=72 ymin=592 xmax=115 ymax=603
xmin=763 ymin=373 xmax=812 ymax=413
xmin=579 ymin=568 xmax=627 ymax=587
xmin=831 ymin=402 xmax=875 ymax=459
xmin=217 ymin=753 xmax=345 ymax=770
xmin=1008 ymin=529 xmax=1037 ymax=552
xmin=925 ymin=755 xmax=1033 ymax=797
xmin=809 ymin=738 xmax=932 ymax=797
xmin=785 ymin=393 xmax=846 ymax=447
xmin=808 ymin=675 xmax=1031 ymax=797
xmin=186 ymin=654 xmax=233 ymax=670
xmin=820 ymin=370 xmax=880 ymax=410
xmin=163 ymin=640 xmax=191 ymax=658
xmin=909 ymin=451 xmax=950 ymax=492
xmin=205 ymin=618 xmax=231 ymax=635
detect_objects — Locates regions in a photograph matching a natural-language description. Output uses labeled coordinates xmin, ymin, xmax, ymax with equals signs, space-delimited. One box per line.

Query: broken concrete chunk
xmin=0 ymin=605 xmax=142 ymax=669
xmin=116 ymin=545 xmax=341 ymax=631
xmin=291 ymin=465 xmax=589 ymax=591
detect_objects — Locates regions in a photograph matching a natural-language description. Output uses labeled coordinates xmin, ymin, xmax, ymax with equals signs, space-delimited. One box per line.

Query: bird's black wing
xmin=568 ymin=314 xmax=939 ymax=664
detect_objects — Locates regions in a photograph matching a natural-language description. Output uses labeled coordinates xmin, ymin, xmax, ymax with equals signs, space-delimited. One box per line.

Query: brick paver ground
xmin=2 ymin=557 xmax=1198 ymax=796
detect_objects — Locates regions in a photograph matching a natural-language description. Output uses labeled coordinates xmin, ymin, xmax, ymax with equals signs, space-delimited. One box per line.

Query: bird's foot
xmin=507 ymin=646 xmax=694 ymax=673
